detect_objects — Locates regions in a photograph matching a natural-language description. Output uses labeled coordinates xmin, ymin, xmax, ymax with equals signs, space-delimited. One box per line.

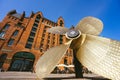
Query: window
xmin=53 ymin=35 xmax=55 ymax=40
xmin=8 ymin=39 xmax=14 ymax=46
xmin=36 ymin=15 xmax=41 ymax=19
xmin=40 ymin=49 xmax=42 ymax=52
xmin=3 ymin=24 xmax=10 ymax=30
xmin=13 ymin=30 xmax=19 ymax=36
xmin=0 ymin=31 xmax=5 ymax=38
xmin=44 ymin=26 xmax=48 ymax=29
xmin=0 ymin=54 xmax=7 ymax=68
xmin=25 ymin=43 xmax=32 ymax=49
xmin=32 ymin=27 xmax=37 ymax=32
xmin=33 ymin=23 xmax=38 ymax=27
xmin=53 ymin=41 xmax=55 ymax=45
xmin=59 ymin=40 xmax=63 ymax=44
xmin=25 ymin=15 xmax=41 ymax=49
xmin=40 ymin=44 xmax=43 ymax=52
xmin=59 ymin=35 xmax=63 ymax=44
xmin=42 ymin=38 xmax=44 ymax=41
xmin=48 ymin=34 xmax=50 ymax=39
xmin=35 ymin=19 xmax=39 ymax=23
xmin=8 ymin=52 xmax=35 ymax=71
xmin=60 ymin=20 xmax=63 ymax=26
xmin=43 ymin=29 xmax=46 ymax=33
xmin=30 ymin=32 xmax=35 ymax=37
xmin=64 ymin=58 xmax=67 ymax=65
xmin=28 ymin=37 xmax=34 ymax=42
xmin=42 ymin=33 xmax=45 ymax=37
xmin=42 ymin=19 xmax=44 ymax=22
xmin=0 ymin=54 xmax=7 ymax=62
xmin=48 ymin=40 xmax=50 ymax=43
xmin=17 ymin=22 xmax=22 ymax=26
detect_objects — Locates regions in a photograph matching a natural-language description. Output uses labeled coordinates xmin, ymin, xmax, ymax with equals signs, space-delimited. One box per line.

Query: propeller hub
xmin=66 ymin=29 xmax=81 ymax=39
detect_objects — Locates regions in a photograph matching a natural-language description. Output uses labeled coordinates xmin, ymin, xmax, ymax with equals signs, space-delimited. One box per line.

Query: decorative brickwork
xmin=0 ymin=10 xmax=73 ymax=73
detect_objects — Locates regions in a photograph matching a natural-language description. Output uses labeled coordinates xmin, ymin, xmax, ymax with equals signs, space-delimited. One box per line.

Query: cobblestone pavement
xmin=0 ymin=72 xmax=109 ymax=80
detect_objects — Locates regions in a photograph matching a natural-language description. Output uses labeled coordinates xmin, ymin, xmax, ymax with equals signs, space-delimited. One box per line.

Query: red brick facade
xmin=0 ymin=10 xmax=73 ymax=72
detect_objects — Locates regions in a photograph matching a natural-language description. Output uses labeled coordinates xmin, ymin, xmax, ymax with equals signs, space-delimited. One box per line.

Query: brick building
xmin=0 ymin=10 xmax=73 ymax=72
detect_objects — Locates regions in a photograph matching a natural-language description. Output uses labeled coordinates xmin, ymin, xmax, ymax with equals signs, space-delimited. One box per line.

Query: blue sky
xmin=0 ymin=0 xmax=120 ymax=40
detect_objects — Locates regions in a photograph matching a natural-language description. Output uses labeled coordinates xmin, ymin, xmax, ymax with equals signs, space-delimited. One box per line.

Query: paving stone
xmin=0 ymin=72 xmax=109 ymax=80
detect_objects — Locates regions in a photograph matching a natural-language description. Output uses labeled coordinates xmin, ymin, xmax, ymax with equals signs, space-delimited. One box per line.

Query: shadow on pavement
xmin=43 ymin=77 xmax=110 ymax=80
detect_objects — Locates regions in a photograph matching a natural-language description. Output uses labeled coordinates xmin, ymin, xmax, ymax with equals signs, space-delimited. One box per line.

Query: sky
xmin=0 ymin=0 xmax=120 ymax=40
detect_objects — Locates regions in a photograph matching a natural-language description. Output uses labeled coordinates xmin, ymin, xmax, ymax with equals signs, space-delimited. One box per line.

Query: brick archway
xmin=8 ymin=52 xmax=35 ymax=71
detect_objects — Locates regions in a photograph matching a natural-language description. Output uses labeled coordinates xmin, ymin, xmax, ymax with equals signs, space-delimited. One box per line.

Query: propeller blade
xmin=47 ymin=26 xmax=68 ymax=35
xmin=35 ymin=40 xmax=72 ymax=79
xmin=76 ymin=34 xmax=120 ymax=80
xmin=76 ymin=16 xmax=103 ymax=36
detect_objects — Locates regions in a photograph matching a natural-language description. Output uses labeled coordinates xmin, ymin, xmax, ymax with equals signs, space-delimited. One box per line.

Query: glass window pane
xmin=13 ymin=30 xmax=19 ymax=36
xmin=32 ymin=27 xmax=37 ymax=32
xmin=28 ymin=37 xmax=34 ymax=42
xmin=30 ymin=32 xmax=35 ymax=37
xmin=0 ymin=31 xmax=5 ymax=37
xmin=33 ymin=23 xmax=38 ymax=27
xmin=25 ymin=43 xmax=32 ymax=49
xmin=4 ymin=24 xmax=10 ymax=30
xmin=8 ymin=39 xmax=14 ymax=46
xmin=35 ymin=19 xmax=39 ymax=23
xmin=36 ymin=15 xmax=41 ymax=19
xmin=59 ymin=35 xmax=63 ymax=44
xmin=0 ymin=54 xmax=7 ymax=68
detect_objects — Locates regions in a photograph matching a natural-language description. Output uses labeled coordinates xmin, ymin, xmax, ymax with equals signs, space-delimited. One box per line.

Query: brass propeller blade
xmin=35 ymin=40 xmax=72 ymax=79
xmin=76 ymin=16 xmax=103 ymax=36
xmin=76 ymin=34 xmax=120 ymax=80
xmin=47 ymin=26 xmax=68 ymax=35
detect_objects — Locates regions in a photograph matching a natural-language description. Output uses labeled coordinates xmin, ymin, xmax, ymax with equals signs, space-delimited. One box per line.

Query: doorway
xmin=9 ymin=52 xmax=35 ymax=71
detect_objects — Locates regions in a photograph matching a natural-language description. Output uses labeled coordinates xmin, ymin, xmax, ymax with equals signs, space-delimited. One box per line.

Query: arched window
xmin=9 ymin=52 xmax=35 ymax=71
xmin=0 ymin=54 xmax=7 ymax=68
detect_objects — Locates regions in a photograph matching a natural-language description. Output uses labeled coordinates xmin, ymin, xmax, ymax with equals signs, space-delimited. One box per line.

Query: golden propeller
xmin=35 ymin=40 xmax=72 ymax=78
xmin=35 ymin=16 xmax=120 ymax=80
